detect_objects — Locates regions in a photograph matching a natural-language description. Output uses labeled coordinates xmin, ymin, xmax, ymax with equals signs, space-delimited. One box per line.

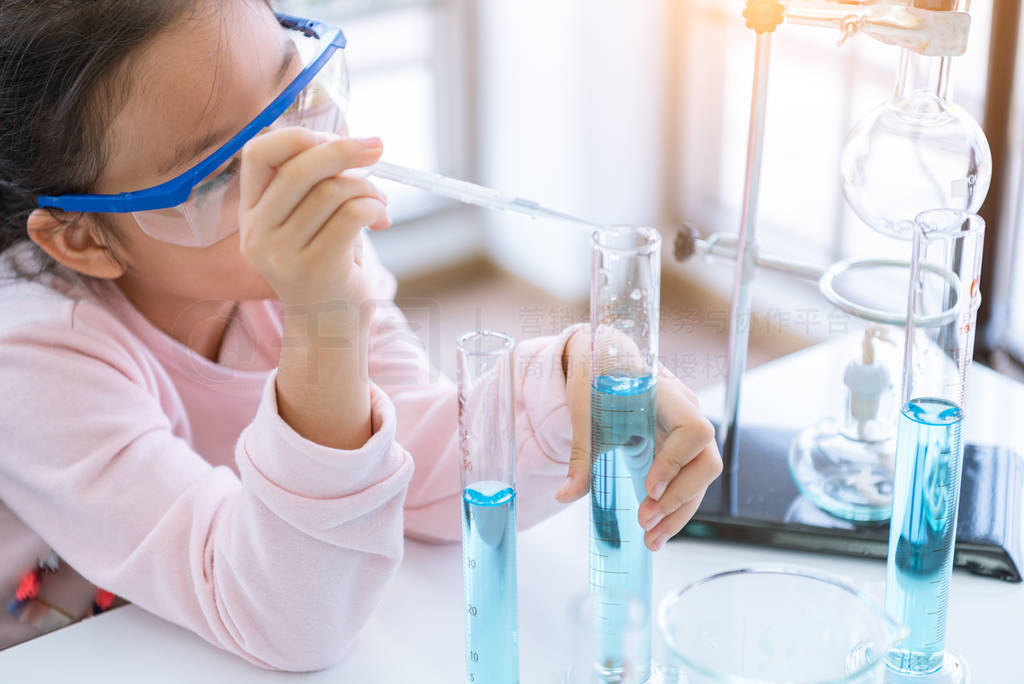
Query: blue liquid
xmin=589 ymin=375 xmax=656 ymax=681
xmin=885 ymin=398 xmax=964 ymax=675
xmin=462 ymin=481 xmax=518 ymax=684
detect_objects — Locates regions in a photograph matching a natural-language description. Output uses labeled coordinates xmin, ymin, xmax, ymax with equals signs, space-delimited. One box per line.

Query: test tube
xmin=457 ymin=331 xmax=519 ymax=684
xmin=589 ymin=227 xmax=661 ymax=682
xmin=884 ymin=209 xmax=984 ymax=678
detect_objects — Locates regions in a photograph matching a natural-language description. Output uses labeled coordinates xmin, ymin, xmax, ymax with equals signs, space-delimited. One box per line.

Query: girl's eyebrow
xmin=159 ymin=38 xmax=300 ymax=177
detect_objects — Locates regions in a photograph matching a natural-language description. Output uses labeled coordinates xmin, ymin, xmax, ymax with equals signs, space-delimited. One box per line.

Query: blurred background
xmin=279 ymin=0 xmax=1022 ymax=388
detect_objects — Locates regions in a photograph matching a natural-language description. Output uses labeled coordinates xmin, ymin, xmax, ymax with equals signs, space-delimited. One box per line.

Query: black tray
xmin=674 ymin=423 xmax=1024 ymax=582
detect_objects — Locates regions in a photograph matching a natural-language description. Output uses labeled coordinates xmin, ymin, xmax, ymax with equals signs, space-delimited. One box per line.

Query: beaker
xmin=883 ymin=210 xmax=983 ymax=681
xmin=457 ymin=330 xmax=519 ymax=684
xmin=564 ymin=591 xmax=649 ymax=684
xmin=657 ymin=566 xmax=908 ymax=683
xmin=590 ymin=226 xmax=661 ymax=682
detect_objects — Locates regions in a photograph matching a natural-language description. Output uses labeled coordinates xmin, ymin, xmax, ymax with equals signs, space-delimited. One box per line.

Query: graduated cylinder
xmin=589 ymin=227 xmax=661 ymax=683
xmin=885 ymin=210 xmax=984 ymax=677
xmin=457 ymin=331 xmax=519 ymax=684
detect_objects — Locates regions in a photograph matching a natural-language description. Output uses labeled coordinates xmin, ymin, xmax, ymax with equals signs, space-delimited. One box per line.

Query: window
xmin=274 ymin=0 xmax=473 ymax=224
xmin=670 ymin=0 xmax=994 ymax=297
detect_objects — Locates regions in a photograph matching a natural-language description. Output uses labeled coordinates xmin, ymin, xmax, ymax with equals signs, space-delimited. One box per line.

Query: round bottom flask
xmin=790 ymin=419 xmax=895 ymax=522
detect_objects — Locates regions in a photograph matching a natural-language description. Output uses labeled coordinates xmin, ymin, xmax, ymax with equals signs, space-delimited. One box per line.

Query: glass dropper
xmin=366 ymin=161 xmax=605 ymax=231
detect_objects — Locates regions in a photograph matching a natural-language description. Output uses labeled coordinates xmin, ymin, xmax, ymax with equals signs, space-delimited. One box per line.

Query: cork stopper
xmin=673 ymin=224 xmax=700 ymax=262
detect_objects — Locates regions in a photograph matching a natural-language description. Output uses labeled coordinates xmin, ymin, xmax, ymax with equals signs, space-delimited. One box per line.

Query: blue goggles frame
xmin=36 ymin=13 xmax=346 ymax=215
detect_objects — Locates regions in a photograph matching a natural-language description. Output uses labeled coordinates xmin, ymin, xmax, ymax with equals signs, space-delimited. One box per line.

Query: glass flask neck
xmin=893 ymin=49 xmax=954 ymax=113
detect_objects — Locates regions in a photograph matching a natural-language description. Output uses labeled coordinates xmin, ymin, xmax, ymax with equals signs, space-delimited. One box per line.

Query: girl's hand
xmin=556 ymin=328 xmax=722 ymax=551
xmin=239 ymin=127 xmax=390 ymax=309
xmin=239 ymin=128 xmax=388 ymax=450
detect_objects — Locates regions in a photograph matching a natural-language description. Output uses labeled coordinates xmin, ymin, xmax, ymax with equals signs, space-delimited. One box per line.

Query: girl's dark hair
xmin=0 ymin=0 xmax=202 ymax=277
xmin=1 ymin=0 xmax=276 ymax=278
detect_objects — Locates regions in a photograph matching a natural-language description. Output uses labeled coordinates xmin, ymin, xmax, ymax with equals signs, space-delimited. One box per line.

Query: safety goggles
xmin=36 ymin=13 xmax=349 ymax=248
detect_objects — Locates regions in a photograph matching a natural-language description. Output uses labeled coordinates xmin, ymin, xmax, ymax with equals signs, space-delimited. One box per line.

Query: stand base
xmin=563 ymin=662 xmax=672 ymax=684
xmin=883 ymin=652 xmax=968 ymax=683
xmin=675 ymin=423 xmax=1024 ymax=582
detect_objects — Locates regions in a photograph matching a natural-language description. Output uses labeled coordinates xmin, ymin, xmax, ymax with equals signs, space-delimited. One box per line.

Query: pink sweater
xmin=0 ymin=240 xmax=574 ymax=669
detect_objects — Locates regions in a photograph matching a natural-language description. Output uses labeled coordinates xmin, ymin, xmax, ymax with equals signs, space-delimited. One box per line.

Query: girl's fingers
xmin=638 ymin=443 xmax=721 ymax=530
xmin=643 ymin=489 xmax=705 ymax=551
xmin=557 ymin=329 xmax=593 ymax=503
xmin=306 ymin=196 xmax=390 ymax=259
xmin=240 ymin=127 xmax=321 ymax=210
xmin=276 ymin=175 xmax=388 ymax=250
xmin=645 ymin=378 xmax=717 ymax=501
xmin=249 ymin=136 xmax=383 ymax=229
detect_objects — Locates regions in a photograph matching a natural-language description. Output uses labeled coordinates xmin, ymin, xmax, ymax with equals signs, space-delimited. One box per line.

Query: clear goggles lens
xmin=131 ymin=30 xmax=349 ymax=248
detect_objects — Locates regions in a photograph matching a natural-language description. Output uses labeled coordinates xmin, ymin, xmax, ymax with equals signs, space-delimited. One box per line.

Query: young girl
xmin=0 ymin=0 xmax=720 ymax=670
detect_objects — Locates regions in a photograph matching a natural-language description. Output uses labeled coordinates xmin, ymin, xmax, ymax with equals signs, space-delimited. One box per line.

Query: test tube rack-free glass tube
xmin=589 ymin=227 xmax=661 ymax=683
xmin=885 ymin=210 xmax=984 ymax=681
xmin=457 ymin=331 xmax=519 ymax=684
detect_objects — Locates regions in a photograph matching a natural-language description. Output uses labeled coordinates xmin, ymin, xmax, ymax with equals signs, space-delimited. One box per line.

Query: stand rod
xmin=721 ymin=31 xmax=773 ymax=515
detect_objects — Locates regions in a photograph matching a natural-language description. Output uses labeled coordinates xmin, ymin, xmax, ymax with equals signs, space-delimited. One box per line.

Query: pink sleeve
xmin=0 ymin=302 xmax=413 ymax=671
xmin=362 ymin=241 xmax=579 ymax=542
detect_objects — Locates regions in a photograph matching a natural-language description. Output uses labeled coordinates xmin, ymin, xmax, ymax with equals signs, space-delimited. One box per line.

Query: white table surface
xmin=2 ymin=337 xmax=1021 ymax=682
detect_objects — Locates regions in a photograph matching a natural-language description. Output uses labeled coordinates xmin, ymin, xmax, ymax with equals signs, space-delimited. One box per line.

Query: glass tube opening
xmin=457 ymin=330 xmax=516 ymax=357
xmin=593 ymin=226 xmax=662 ymax=255
xmin=915 ymin=209 xmax=985 ymax=242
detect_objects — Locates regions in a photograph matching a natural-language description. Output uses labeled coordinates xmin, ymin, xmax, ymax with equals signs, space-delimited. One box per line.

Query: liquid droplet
xmin=630 ymin=289 xmax=643 ymax=301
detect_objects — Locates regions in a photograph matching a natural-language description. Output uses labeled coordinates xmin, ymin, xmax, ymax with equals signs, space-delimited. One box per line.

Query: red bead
xmin=94 ymin=589 xmax=115 ymax=611
xmin=14 ymin=570 xmax=40 ymax=602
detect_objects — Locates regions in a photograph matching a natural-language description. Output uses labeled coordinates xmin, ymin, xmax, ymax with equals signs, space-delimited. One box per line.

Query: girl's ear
xmin=27 ymin=209 xmax=127 ymax=279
